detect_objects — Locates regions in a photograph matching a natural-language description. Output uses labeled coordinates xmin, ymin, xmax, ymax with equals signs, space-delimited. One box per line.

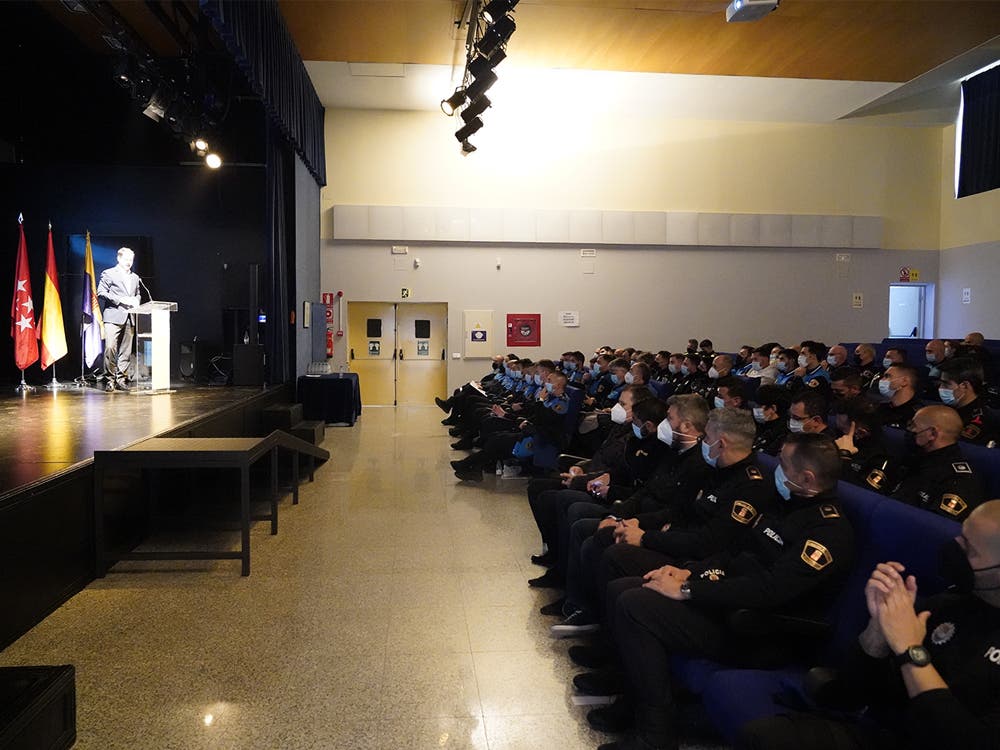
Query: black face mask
xmin=939 ymin=539 xmax=1000 ymax=593
xmin=853 ymin=354 xmax=864 ymax=366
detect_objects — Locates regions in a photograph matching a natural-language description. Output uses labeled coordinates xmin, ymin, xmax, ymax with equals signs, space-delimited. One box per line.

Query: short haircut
xmin=699 ymin=339 xmax=714 ymax=349
xmin=715 ymin=354 xmax=734 ymax=371
xmin=792 ymin=389 xmax=828 ymax=420
xmin=638 ymin=352 xmax=655 ymax=366
xmin=805 ymin=341 xmax=829 ymax=360
xmin=117 ymin=246 xmax=134 ymax=259
xmin=783 ymin=432 xmax=841 ymax=492
xmin=667 ymin=394 xmax=710 ymax=432
xmin=716 ymin=376 xmax=746 ymax=403
xmin=856 ymin=343 xmax=876 ymax=357
xmin=631 ymin=362 xmax=652 ymax=382
xmin=518 ymin=358 xmax=534 ymax=367
xmin=597 ymin=353 xmax=613 ymax=365
xmin=754 ymin=384 xmax=790 ymax=413
xmin=656 ymin=350 xmax=672 ymax=360
xmin=937 ymin=357 xmax=985 ymax=394
xmin=633 ymin=397 xmax=668 ymax=426
xmin=918 ymin=405 xmax=964 ymax=441
xmin=757 ymin=342 xmax=779 ymax=357
xmin=549 ymin=371 xmax=568 ymax=386
xmin=536 ymin=359 xmax=556 ymax=371
xmin=707 ymin=406 xmax=756 ymax=451
xmin=887 ymin=363 xmax=919 ymax=387
xmin=885 ymin=347 xmax=907 ymax=361
xmin=573 ymin=350 xmax=586 ymax=362
xmin=609 ymin=358 xmax=630 ymax=371
xmin=669 ymin=352 xmax=685 ymax=363
xmin=622 ymin=384 xmax=655 ymax=404
xmin=830 ymin=396 xmax=882 ymax=434
xmin=830 ymin=367 xmax=863 ymax=389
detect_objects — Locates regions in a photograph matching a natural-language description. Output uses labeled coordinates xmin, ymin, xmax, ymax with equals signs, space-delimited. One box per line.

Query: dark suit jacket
xmin=97 ymin=264 xmax=140 ymax=325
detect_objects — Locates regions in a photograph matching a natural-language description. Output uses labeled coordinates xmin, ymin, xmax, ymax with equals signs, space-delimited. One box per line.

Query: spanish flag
xmin=38 ymin=223 xmax=68 ymax=369
xmin=81 ymin=231 xmax=104 ymax=367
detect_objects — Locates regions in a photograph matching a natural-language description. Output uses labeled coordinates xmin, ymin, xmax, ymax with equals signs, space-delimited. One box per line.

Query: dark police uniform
xmin=839 ymin=432 xmax=890 ymax=491
xmin=754 ymin=418 xmax=789 ymax=456
xmin=605 ymin=490 xmax=855 ymax=748
xmin=877 ymin=397 xmax=920 ymax=429
xmin=739 ymin=592 xmax=1000 ymax=750
xmin=956 ymin=398 xmax=999 ymax=447
xmin=889 ymin=442 xmax=986 ymax=521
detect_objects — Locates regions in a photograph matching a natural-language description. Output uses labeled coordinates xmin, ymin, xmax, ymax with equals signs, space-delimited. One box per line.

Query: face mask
xmin=751 ymin=360 xmax=762 ymax=372
xmin=610 ymin=402 xmax=627 ymax=424
xmin=770 ymin=354 xmax=779 ymax=363
xmin=774 ymin=464 xmax=793 ymax=501
xmin=668 ymin=363 xmax=679 ymax=375
xmin=777 ymin=361 xmax=788 ymax=373
xmin=493 ymin=363 xmax=502 ymax=371
xmin=701 ymin=438 xmax=719 ymax=468
xmin=797 ymin=354 xmax=808 ymax=368
xmin=656 ymin=418 xmax=674 ymax=446
xmin=939 ymin=387 xmax=956 ymax=405
xmin=713 ymin=396 xmax=725 ymax=409
xmin=565 ymin=361 xmax=576 ymax=372
xmin=513 ymin=370 xmax=522 ymax=380
xmin=939 ymin=539 xmax=1000 ymax=594
xmin=853 ymin=354 xmax=863 ymax=366
xmin=610 ymin=373 xmax=621 ymax=386
xmin=504 ymin=366 xmax=511 ymax=376
xmin=752 ymin=407 xmax=766 ymax=424
xmin=878 ymin=378 xmax=895 ymax=397
xmin=592 ymin=365 xmax=601 ymax=376
xmin=882 ymin=358 xmax=893 ymax=369
xmin=545 ymin=382 xmax=554 ymax=394
xmin=632 ymin=423 xmax=644 ymax=439
xmin=708 ymin=367 xmax=720 ymax=379
xmin=827 ymin=355 xmax=839 ymax=366
xmin=680 ymin=365 xmax=690 ymax=376
xmin=926 ymin=352 xmax=937 ymax=364
xmin=533 ymin=373 xmax=543 ymax=386
xmin=788 ymin=417 xmax=805 ymax=433
xmin=624 ymin=372 xmax=635 ymax=385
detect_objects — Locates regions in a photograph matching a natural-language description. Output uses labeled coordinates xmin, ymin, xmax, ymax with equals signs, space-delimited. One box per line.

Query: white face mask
xmin=788 ymin=417 xmax=805 ymax=433
xmin=624 ymin=372 xmax=635 ymax=385
xmin=879 ymin=378 xmax=895 ymax=398
xmin=882 ymin=358 xmax=893 ymax=369
xmin=752 ymin=406 xmax=767 ymax=424
xmin=797 ymin=354 xmax=809 ymax=368
xmin=656 ymin=418 xmax=673 ymax=446
xmin=751 ymin=360 xmax=763 ymax=371
xmin=827 ymin=355 xmax=839 ymax=366
xmin=668 ymin=363 xmax=679 ymax=375
xmin=708 ymin=367 xmax=720 ymax=379
xmin=610 ymin=402 xmax=628 ymax=424
xmin=926 ymin=352 xmax=937 ymax=364
xmin=713 ymin=396 xmax=725 ymax=409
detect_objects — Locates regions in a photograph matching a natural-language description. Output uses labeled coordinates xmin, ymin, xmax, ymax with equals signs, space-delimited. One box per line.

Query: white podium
xmin=133 ymin=301 xmax=178 ymax=392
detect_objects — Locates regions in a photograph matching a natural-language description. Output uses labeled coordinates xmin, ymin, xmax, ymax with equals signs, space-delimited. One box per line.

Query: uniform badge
xmin=807 ymin=379 xmax=819 ymax=388
xmin=918 ymin=490 xmax=931 ymax=505
xmin=866 ymin=468 xmax=887 ymax=491
xmin=636 ymin=449 xmax=649 ymax=457
xmin=731 ymin=500 xmax=757 ymax=525
xmin=940 ymin=494 xmax=967 ymax=517
xmin=699 ymin=568 xmax=726 ymax=581
xmin=801 ymin=540 xmax=833 ymax=571
xmin=706 ymin=494 xmax=718 ymax=504
xmin=931 ymin=622 xmax=956 ymax=646
xmin=952 ymin=462 xmax=973 ymax=474
xmin=962 ymin=424 xmax=982 ymax=439
xmin=746 ymin=466 xmax=763 ymax=480
xmin=820 ymin=504 xmax=841 ymax=519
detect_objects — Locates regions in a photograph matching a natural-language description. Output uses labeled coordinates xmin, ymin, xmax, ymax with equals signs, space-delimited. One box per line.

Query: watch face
xmin=908 ymin=646 xmax=931 ymax=666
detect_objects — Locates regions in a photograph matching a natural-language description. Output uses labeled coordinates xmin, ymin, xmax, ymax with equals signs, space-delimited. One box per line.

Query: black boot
xmin=587 ymin=695 xmax=634 ymax=733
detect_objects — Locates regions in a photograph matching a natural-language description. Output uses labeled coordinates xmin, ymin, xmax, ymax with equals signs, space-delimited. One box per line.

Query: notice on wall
xmin=464 ymin=309 xmax=493 ymax=359
xmin=559 ymin=311 xmax=580 ymax=327
xmin=417 ymin=340 xmax=430 ymax=356
xmin=368 ymin=340 xmax=381 ymax=356
xmin=507 ymin=313 xmax=542 ymax=347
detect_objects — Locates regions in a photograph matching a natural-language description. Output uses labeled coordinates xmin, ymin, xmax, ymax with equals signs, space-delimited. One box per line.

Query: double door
xmin=347 ymin=302 xmax=448 ymax=406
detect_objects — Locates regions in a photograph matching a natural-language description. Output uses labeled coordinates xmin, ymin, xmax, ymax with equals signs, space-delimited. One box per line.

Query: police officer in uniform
xmin=589 ymin=433 xmax=855 ymax=750
xmin=752 ymin=385 xmax=790 ymax=456
xmin=937 ymin=358 xmax=999 ymax=447
xmin=738 ymin=499 xmax=1000 ymax=750
xmin=831 ymin=397 xmax=891 ymax=491
xmin=888 ymin=406 xmax=986 ymax=521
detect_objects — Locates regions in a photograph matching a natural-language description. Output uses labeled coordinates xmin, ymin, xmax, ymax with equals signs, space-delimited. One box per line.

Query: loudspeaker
xmin=179 ymin=341 xmax=197 ymax=379
xmin=233 ymin=343 xmax=264 ymax=386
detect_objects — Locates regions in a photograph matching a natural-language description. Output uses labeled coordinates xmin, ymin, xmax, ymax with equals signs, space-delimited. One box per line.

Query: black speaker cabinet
xmin=179 ymin=341 xmax=197 ymax=379
xmin=232 ymin=343 xmax=264 ymax=386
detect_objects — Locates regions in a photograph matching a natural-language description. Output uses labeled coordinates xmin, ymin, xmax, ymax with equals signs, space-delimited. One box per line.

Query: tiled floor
xmin=0 ymin=406 xmax=726 ymax=749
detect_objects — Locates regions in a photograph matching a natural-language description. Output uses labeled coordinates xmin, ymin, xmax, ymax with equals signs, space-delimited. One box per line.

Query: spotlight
xmin=468 ymin=49 xmax=506 ymax=80
xmin=482 ymin=0 xmax=518 ymax=24
xmin=440 ymin=89 xmax=467 ymax=116
xmin=465 ymin=70 xmax=498 ymax=101
xmin=455 ymin=117 xmax=483 ymax=142
xmin=476 ymin=15 xmax=516 ymax=58
xmin=141 ymin=89 xmax=169 ymax=122
xmin=461 ymin=95 xmax=491 ymax=123
xmin=460 ymin=140 xmax=477 ymax=155
xmin=194 ymin=138 xmax=209 ymax=153
xmin=205 ymin=153 xmax=222 ymax=169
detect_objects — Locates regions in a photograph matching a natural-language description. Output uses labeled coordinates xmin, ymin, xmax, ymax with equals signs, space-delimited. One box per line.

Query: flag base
xmin=14 ymin=383 xmax=36 ymax=394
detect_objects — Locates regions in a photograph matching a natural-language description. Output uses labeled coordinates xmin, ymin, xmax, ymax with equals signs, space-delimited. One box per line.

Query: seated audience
xmin=831 ymin=397 xmax=890 ymax=490
xmin=752 ymin=384 xmax=790 ymax=455
xmin=877 ymin=364 xmax=921 ymax=429
xmin=937 ymin=357 xmax=999 ymax=446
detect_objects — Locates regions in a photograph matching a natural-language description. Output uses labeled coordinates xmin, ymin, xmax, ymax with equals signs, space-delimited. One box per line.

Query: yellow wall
xmin=939 ymin=124 xmax=1000 ymax=249
xmin=322 ymin=108 xmax=944 ymax=249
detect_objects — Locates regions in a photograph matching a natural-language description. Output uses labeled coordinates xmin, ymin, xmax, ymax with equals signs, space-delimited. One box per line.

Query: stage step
xmin=291 ymin=420 xmax=325 ymax=446
xmin=262 ymin=403 xmax=303 ymax=431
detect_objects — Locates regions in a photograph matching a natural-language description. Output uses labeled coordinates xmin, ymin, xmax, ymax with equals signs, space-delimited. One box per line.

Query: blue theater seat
xmin=963 ymin=441 xmax=1000 ymax=497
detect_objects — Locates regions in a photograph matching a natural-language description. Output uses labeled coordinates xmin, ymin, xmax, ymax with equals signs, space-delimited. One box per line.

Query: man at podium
xmin=97 ymin=247 xmax=141 ymax=392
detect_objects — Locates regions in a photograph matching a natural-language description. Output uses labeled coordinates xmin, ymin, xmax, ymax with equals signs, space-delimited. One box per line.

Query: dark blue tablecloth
xmin=297 ymin=373 xmax=362 ymax=425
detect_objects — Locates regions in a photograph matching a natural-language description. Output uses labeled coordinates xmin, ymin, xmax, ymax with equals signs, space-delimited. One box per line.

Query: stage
xmin=0 ymin=381 xmax=293 ymax=650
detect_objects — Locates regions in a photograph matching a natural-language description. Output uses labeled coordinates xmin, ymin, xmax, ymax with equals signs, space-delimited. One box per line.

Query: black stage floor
xmin=0 ymin=382 xmax=273 ymax=500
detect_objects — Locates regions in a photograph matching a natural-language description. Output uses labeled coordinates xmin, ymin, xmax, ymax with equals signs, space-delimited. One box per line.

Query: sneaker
xmin=501 ymin=464 xmax=522 ymax=478
xmin=550 ymin=609 xmax=600 ymax=638
xmin=527 ymin=570 xmax=565 ymax=589
xmin=568 ymin=644 xmax=611 ymax=669
xmin=573 ymin=670 xmax=624 ymax=697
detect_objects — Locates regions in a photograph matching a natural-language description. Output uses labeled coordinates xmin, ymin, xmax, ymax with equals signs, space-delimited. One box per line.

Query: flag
xmin=38 ymin=223 xmax=68 ymax=369
xmin=81 ymin=231 xmax=104 ymax=367
xmin=10 ymin=214 xmax=39 ymax=371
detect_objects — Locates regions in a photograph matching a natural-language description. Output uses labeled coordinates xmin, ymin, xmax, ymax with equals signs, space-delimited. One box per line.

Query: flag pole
xmin=45 ymin=361 xmax=70 ymax=390
xmin=15 ymin=368 xmax=34 ymax=394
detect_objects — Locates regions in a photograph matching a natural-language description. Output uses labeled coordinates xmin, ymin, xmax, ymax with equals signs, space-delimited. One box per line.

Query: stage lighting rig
xmin=439 ymin=0 xmax=518 ymax=153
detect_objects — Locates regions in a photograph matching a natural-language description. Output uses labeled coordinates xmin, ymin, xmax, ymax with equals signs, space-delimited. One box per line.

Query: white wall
xmin=322 ymin=241 xmax=940 ymax=391
xmin=938 ymin=241 xmax=1000 ymax=337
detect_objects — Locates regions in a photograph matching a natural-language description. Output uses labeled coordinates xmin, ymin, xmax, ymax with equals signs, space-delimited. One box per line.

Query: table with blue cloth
xmin=297 ymin=373 xmax=362 ymax=425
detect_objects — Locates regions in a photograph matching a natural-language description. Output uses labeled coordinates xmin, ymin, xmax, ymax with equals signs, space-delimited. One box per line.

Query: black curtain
xmin=957 ymin=65 xmax=1000 ymax=198
xmin=265 ymin=127 xmax=294 ymax=384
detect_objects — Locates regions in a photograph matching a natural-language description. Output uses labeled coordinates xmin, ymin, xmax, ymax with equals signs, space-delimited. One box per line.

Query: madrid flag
xmin=38 ymin=224 xmax=68 ymax=369
xmin=10 ymin=215 xmax=39 ymax=370
xmin=81 ymin=231 xmax=104 ymax=367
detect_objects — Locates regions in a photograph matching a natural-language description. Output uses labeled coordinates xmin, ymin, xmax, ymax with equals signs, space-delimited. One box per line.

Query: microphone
xmin=138 ymin=276 xmax=154 ymax=303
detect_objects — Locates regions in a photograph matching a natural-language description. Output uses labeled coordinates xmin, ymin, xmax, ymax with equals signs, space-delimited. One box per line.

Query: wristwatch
xmin=894 ymin=645 xmax=932 ymax=668
xmin=679 ymin=582 xmax=692 ymax=600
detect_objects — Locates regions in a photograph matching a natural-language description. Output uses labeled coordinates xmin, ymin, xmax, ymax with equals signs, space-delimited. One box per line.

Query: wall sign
xmin=506 ymin=313 xmax=541 ymax=347
xmin=559 ymin=311 xmax=580 ymax=327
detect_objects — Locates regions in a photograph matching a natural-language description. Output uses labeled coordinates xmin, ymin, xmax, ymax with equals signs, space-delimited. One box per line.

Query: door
xmin=347 ymin=302 xmax=396 ymax=405
xmin=888 ymin=284 xmax=926 ymax=338
xmin=396 ymin=303 xmax=448 ymax=406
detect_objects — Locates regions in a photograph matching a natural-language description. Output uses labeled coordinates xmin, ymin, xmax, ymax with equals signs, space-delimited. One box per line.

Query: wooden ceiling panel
xmin=279 ymin=0 xmax=1000 ymax=83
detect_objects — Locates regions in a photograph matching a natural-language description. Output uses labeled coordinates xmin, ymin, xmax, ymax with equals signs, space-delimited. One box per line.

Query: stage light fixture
xmin=440 ymin=89 xmax=467 ymax=116
xmin=468 ymin=48 xmax=506 ymax=80
xmin=194 ymin=138 xmax=209 ymax=152
xmin=455 ymin=117 xmax=484 ymax=142
xmin=142 ymin=89 xmax=169 ymax=122
xmin=476 ymin=15 xmax=516 ymax=58
xmin=482 ymin=0 xmax=518 ymax=24
xmin=461 ymin=95 xmax=491 ymax=123
xmin=465 ymin=70 xmax=498 ymax=101
xmin=205 ymin=152 xmax=222 ymax=169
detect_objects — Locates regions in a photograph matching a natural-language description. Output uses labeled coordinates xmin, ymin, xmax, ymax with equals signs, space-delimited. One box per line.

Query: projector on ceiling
xmin=725 ymin=0 xmax=779 ymax=22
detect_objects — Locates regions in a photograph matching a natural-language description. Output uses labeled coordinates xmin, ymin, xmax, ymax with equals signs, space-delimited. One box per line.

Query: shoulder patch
xmin=635 ymin=449 xmax=649 ymax=457
xmin=807 ymin=379 xmax=819 ymax=388
xmin=962 ymin=424 xmax=982 ymax=439
xmin=801 ymin=539 xmax=833 ymax=571
xmin=551 ymin=401 xmax=567 ymax=414
xmin=820 ymin=504 xmax=841 ymax=519
xmin=866 ymin=468 xmax=887 ymax=491
xmin=940 ymin=494 xmax=968 ymax=517
xmin=746 ymin=466 xmax=763 ymax=480
xmin=731 ymin=500 xmax=758 ymax=525
xmin=953 ymin=462 xmax=973 ymax=474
